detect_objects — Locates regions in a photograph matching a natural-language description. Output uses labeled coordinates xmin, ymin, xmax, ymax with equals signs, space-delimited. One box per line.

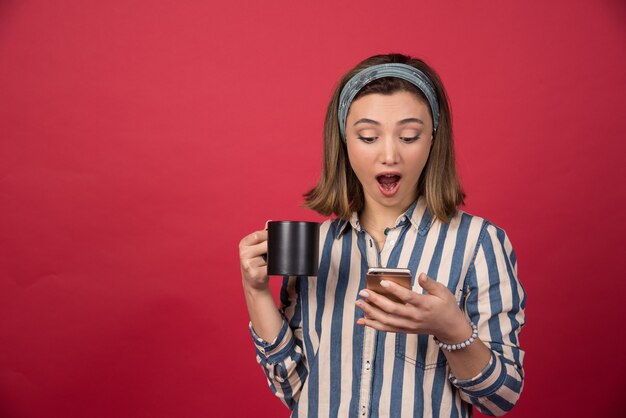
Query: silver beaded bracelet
xmin=433 ymin=321 xmax=479 ymax=352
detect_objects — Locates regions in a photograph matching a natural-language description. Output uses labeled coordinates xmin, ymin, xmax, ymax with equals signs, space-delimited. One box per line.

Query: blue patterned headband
xmin=338 ymin=63 xmax=440 ymax=142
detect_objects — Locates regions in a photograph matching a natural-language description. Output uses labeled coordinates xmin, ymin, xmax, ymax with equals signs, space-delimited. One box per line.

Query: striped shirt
xmin=250 ymin=198 xmax=526 ymax=417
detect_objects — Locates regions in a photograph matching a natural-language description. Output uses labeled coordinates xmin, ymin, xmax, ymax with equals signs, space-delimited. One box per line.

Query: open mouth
xmin=376 ymin=173 xmax=401 ymax=196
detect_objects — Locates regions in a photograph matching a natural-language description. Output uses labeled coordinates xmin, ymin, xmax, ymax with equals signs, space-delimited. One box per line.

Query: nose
xmin=380 ymin=136 xmax=399 ymax=166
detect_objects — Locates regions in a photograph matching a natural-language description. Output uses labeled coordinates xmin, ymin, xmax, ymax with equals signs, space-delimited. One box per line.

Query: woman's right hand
xmin=239 ymin=222 xmax=284 ymax=343
xmin=239 ymin=224 xmax=269 ymax=292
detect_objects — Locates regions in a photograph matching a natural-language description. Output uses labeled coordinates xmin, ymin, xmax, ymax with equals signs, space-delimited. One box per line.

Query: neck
xmin=360 ymin=199 xmax=413 ymax=235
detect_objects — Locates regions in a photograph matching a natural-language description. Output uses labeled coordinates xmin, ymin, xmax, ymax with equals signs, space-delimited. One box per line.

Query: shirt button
xmin=365 ymin=361 xmax=371 ymax=371
xmin=389 ymin=240 xmax=395 ymax=245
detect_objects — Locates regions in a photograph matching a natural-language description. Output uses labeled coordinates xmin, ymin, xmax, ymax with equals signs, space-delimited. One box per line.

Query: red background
xmin=1 ymin=1 xmax=625 ymax=417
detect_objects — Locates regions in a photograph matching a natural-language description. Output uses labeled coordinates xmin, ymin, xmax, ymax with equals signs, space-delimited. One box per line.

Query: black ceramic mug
xmin=266 ymin=221 xmax=320 ymax=277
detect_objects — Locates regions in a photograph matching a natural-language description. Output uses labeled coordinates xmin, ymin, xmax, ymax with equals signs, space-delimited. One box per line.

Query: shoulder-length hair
xmin=303 ymin=53 xmax=464 ymax=223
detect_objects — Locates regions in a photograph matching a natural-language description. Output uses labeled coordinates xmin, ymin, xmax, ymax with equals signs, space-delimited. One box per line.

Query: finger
xmin=355 ymin=295 xmax=415 ymax=329
xmin=240 ymin=229 xmax=269 ymax=247
xmin=356 ymin=316 xmax=414 ymax=333
xmin=417 ymin=273 xmax=453 ymax=299
xmin=247 ymin=255 xmax=267 ymax=269
xmin=260 ymin=221 xmax=272 ymax=260
xmin=357 ymin=316 xmax=394 ymax=331
xmin=375 ymin=280 xmax=421 ymax=305
xmin=358 ymin=288 xmax=408 ymax=314
xmin=245 ymin=240 xmax=268 ymax=259
xmin=241 ymin=256 xmax=268 ymax=276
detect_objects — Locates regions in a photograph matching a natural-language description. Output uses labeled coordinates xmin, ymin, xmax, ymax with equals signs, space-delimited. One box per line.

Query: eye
xmin=358 ymin=135 xmax=377 ymax=144
xmin=400 ymin=135 xmax=420 ymax=143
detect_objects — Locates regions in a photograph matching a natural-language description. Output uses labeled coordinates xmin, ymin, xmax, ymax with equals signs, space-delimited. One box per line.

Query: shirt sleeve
xmin=450 ymin=223 xmax=527 ymax=416
xmin=249 ymin=276 xmax=308 ymax=410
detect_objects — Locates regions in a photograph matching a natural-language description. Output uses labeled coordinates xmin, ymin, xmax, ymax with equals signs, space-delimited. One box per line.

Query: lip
xmin=376 ymin=171 xmax=402 ymax=197
xmin=376 ymin=171 xmax=402 ymax=179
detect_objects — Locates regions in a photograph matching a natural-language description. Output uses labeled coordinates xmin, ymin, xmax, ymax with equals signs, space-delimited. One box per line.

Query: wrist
xmin=434 ymin=321 xmax=478 ymax=352
xmin=435 ymin=313 xmax=473 ymax=343
xmin=242 ymin=280 xmax=271 ymax=297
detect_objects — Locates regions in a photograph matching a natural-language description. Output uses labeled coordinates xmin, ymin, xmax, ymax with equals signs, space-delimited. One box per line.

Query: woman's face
xmin=345 ymin=91 xmax=433 ymax=214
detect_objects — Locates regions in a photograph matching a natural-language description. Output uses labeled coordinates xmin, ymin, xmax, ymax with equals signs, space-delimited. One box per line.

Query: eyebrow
xmin=398 ymin=117 xmax=424 ymax=125
xmin=353 ymin=118 xmax=380 ymax=126
xmin=353 ymin=117 xmax=424 ymax=126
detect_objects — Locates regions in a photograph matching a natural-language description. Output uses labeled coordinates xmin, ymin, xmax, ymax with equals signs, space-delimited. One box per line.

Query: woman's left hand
xmin=355 ymin=273 xmax=471 ymax=343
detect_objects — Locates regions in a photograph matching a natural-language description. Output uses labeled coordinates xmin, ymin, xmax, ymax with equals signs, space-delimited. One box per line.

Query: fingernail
xmin=356 ymin=318 xmax=365 ymax=325
xmin=359 ymin=289 xmax=369 ymax=297
xmin=380 ymin=280 xmax=390 ymax=288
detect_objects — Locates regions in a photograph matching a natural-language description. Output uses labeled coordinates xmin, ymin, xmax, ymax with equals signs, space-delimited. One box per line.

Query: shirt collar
xmin=334 ymin=197 xmax=434 ymax=239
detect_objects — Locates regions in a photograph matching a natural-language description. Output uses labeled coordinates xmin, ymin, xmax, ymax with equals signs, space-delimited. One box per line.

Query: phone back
xmin=365 ymin=270 xmax=412 ymax=304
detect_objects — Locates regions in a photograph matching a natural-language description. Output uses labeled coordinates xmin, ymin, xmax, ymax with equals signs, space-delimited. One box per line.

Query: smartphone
xmin=365 ymin=267 xmax=412 ymax=304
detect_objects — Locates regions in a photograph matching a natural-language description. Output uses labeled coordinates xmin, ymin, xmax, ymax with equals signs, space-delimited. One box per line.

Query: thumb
xmin=264 ymin=220 xmax=272 ymax=230
xmin=418 ymin=273 xmax=448 ymax=297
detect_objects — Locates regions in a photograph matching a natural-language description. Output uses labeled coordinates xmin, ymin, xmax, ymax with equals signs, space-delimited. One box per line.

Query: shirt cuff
xmin=249 ymin=319 xmax=294 ymax=361
xmin=449 ymin=351 xmax=507 ymax=397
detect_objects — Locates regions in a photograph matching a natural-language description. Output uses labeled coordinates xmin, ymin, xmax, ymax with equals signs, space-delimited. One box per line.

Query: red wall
xmin=1 ymin=1 xmax=625 ymax=417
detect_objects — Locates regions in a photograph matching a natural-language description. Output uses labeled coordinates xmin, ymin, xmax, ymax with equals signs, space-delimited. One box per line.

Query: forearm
xmin=449 ymin=349 xmax=524 ymax=416
xmin=246 ymin=277 xmax=308 ymax=409
xmin=243 ymin=281 xmax=284 ymax=342
xmin=448 ymin=224 xmax=525 ymax=415
xmin=437 ymin=319 xmax=491 ymax=380
xmin=442 ymin=338 xmax=492 ymax=380
xmin=439 ymin=320 xmax=523 ymax=416
xmin=240 ymin=228 xmax=308 ymax=408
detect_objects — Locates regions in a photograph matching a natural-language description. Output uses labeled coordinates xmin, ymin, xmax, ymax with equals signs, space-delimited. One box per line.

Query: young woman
xmin=239 ymin=54 xmax=526 ymax=417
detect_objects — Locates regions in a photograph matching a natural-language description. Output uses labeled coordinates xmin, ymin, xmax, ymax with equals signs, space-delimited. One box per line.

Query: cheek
xmin=348 ymin=158 xmax=369 ymax=183
xmin=407 ymin=147 xmax=431 ymax=175
xmin=347 ymin=144 xmax=374 ymax=175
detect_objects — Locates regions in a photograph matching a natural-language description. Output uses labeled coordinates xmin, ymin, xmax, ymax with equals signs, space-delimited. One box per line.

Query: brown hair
xmin=303 ymin=53 xmax=464 ymax=223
